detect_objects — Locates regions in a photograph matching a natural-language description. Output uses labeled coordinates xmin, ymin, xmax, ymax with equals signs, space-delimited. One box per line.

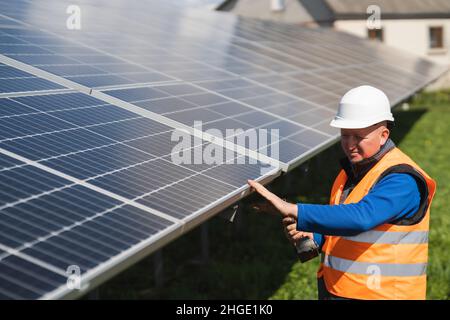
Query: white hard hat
xmin=330 ymin=85 xmax=394 ymax=129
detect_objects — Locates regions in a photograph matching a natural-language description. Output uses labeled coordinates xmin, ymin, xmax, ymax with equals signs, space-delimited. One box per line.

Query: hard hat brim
xmin=330 ymin=114 xmax=394 ymax=129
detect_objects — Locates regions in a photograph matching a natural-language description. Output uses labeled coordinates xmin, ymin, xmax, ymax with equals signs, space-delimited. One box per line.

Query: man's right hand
xmin=282 ymin=217 xmax=314 ymax=246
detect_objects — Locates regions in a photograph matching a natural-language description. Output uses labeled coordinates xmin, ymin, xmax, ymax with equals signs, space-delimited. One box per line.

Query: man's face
xmin=340 ymin=122 xmax=389 ymax=163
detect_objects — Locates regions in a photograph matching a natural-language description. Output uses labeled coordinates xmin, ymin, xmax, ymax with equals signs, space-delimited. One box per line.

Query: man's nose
xmin=345 ymin=135 xmax=358 ymax=148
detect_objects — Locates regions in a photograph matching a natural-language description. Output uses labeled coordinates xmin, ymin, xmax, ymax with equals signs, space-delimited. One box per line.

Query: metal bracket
xmin=218 ymin=203 xmax=240 ymax=223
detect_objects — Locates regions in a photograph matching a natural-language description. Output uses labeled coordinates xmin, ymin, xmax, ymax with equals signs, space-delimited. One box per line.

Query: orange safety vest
xmin=318 ymin=147 xmax=436 ymax=300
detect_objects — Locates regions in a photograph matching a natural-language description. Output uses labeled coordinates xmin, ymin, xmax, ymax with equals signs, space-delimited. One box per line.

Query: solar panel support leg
xmin=154 ymin=250 xmax=164 ymax=288
xmin=233 ymin=203 xmax=245 ymax=238
xmin=201 ymin=222 xmax=209 ymax=264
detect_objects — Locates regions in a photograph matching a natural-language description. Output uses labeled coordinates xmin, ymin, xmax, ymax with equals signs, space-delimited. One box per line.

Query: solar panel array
xmin=0 ymin=0 xmax=447 ymax=299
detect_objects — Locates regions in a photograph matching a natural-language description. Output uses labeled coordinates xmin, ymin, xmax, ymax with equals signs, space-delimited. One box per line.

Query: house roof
xmin=216 ymin=0 xmax=334 ymax=25
xmin=327 ymin=0 xmax=450 ymax=19
xmin=217 ymin=0 xmax=450 ymax=22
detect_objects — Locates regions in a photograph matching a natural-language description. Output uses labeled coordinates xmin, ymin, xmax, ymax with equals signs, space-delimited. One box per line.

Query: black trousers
xmin=317 ymin=277 xmax=353 ymax=300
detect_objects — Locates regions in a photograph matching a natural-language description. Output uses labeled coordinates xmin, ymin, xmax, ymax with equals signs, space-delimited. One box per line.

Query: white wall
xmin=334 ymin=19 xmax=450 ymax=66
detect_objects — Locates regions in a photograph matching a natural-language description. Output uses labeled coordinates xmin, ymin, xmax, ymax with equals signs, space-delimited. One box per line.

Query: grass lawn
xmin=94 ymin=90 xmax=450 ymax=300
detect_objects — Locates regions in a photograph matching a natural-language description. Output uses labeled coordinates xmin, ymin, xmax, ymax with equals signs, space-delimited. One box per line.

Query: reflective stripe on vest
xmin=343 ymin=230 xmax=429 ymax=244
xmin=320 ymin=147 xmax=436 ymax=300
xmin=323 ymin=255 xmax=427 ymax=277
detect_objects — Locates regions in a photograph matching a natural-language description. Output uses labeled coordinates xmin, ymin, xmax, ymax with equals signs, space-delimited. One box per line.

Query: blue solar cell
xmin=201 ymin=159 xmax=273 ymax=188
xmin=288 ymin=129 xmax=330 ymax=148
xmin=0 ymin=165 xmax=70 ymax=206
xmin=166 ymin=108 xmax=223 ymax=124
xmin=39 ymin=65 xmax=107 ymax=77
xmin=0 ymin=35 xmax=27 ymax=44
xmin=66 ymin=54 xmax=125 ymax=65
xmin=262 ymin=120 xmax=307 ymax=138
xmin=180 ymin=92 xmax=229 ymax=106
xmin=0 ymin=78 xmax=63 ymax=94
xmin=121 ymin=72 xmax=173 ymax=83
xmin=0 ymin=113 xmax=76 ymax=140
xmin=12 ymin=93 xmax=107 ymax=112
xmin=0 ymin=153 xmax=22 ymax=170
xmin=23 ymin=237 xmax=107 ymax=272
xmin=65 ymin=74 xmax=132 ymax=87
xmin=137 ymin=174 xmax=238 ymax=219
xmin=88 ymin=117 xmax=172 ymax=141
xmin=0 ymin=44 xmax=52 ymax=54
xmin=0 ymin=64 xmax=32 ymax=78
xmin=0 ymin=181 xmax=179 ymax=287
xmin=105 ymin=87 xmax=169 ymax=102
xmin=206 ymin=101 xmax=252 ymax=117
xmin=0 ymin=128 xmax=113 ymax=161
xmin=233 ymin=111 xmax=280 ymax=127
xmin=50 ymin=104 xmax=139 ymax=126
xmin=125 ymin=131 xmax=204 ymax=158
xmin=134 ymin=96 xmax=196 ymax=114
xmin=156 ymin=84 xmax=203 ymax=96
xmin=0 ymin=255 xmax=67 ymax=299
xmin=0 ymin=99 xmax=36 ymax=117
xmin=94 ymin=64 xmax=144 ymax=73
xmin=7 ymin=54 xmax=81 ymax=65
xmin=89 ymin=158 xmax=194 ymax=199
xmin=202 ymin=117 xmax=253 ymax=133
xmin=42 ymin=143 xmax=154 ymax=179
xmin=20 ymin=202 xmax=173 ymax=274
xmin=14 ymin=185 xmax=121 ymax=227
xmin=259 ymin=139 xmax=309 ymax=163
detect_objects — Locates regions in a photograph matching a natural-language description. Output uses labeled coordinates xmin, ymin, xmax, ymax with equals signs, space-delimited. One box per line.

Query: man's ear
xmin=380 ymin=127 xmax=390 ymax=145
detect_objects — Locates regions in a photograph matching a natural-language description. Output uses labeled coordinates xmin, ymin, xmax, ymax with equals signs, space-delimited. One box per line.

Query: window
xmin=368 ymin=28 xmax=383 ymax=42
xmin=429 ymin=26 xmax=444 ymax=49
xmin=271 ymin=0 xmax=285 ymax=12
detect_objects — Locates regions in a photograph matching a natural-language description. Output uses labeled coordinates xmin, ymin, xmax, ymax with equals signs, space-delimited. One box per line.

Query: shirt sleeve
xmin=313 ymin=233 xmax=324 ymax=252
xmin=296 ymin=173 xmax=421 ymax=236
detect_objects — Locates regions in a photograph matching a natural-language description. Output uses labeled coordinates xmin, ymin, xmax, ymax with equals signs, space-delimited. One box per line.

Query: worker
xmin=248 ymin=85 xmax=436 ymax=300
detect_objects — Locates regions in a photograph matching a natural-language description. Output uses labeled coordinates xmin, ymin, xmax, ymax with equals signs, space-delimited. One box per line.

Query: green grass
xmin=93 ymin=90 xmax=450 ymax=300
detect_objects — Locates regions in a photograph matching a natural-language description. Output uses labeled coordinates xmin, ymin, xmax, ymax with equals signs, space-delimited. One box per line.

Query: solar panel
xmin=1 ymin=0 xmax=443 ymax=166
xmin=101 ymin=83 xmax=332 ymax=166
xmin=0 ymin=88 xmax=279 ymax=299
xmin=0 ymin=152 xmax=177 ymax=299
xmin=0 ymin=0 xmax=447 ymax=299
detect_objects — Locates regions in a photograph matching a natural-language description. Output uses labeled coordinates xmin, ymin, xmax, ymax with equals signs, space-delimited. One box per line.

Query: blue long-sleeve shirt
xmin=297 ymin=173 xmax=421 ymax=251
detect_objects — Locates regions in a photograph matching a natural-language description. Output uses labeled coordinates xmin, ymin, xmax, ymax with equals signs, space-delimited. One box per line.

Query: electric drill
xmin=294 ymin=236 xmax=320 ymax=263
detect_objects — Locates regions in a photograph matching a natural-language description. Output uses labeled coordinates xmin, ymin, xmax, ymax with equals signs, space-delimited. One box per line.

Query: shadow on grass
xmin=390 ymin=107 xmax=428 ymax=143
xmin=92 ymin=105 xmax=428 ymax=300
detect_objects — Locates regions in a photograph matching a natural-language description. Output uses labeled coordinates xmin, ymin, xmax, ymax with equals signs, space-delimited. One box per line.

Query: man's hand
xmin=282 ymin=217 xmax=313 ymax=246
xmin=247 ymin=179 xmax=297 ymax=219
